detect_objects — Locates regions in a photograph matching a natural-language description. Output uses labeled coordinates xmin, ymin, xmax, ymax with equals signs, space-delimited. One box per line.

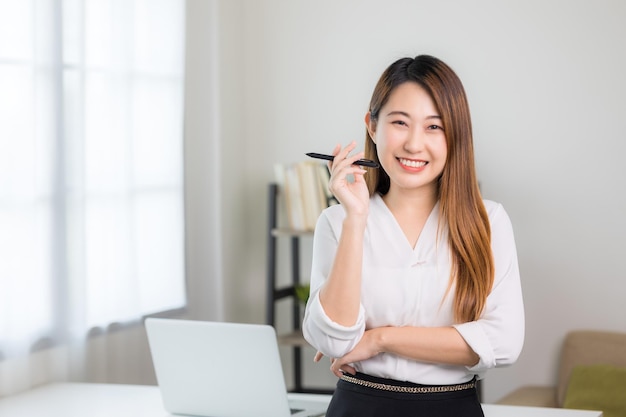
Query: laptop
xmin=145 ymin=318 xmax=330 ymax=417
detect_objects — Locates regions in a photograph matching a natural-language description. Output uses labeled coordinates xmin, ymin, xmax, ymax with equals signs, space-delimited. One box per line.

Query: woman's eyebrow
xmin=386 ymin=111 xmax=442 ymax=120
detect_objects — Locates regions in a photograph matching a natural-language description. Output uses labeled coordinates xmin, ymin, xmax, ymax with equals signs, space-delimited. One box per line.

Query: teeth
xmin=399 ymin=158 xmax=427 ymax=168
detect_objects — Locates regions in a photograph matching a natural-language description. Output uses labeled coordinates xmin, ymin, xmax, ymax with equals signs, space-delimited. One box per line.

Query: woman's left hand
xmin=315 ymin=328 xmax=383 ymax=378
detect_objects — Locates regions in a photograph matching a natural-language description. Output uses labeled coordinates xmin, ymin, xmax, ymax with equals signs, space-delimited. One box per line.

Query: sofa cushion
xmin=563 ymin=364 xmax=626 ymax=417
xmin=557 ymin=330 xmax=626 ymax=406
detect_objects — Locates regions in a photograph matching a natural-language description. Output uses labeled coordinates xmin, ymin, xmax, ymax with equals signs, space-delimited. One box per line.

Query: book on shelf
xmin=273 ymin=161 xmax=337 ymax=231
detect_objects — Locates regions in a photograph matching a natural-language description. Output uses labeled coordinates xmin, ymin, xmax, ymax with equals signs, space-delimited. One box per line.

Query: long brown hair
xmin=364 ymin=55 xmax=493 ymax=323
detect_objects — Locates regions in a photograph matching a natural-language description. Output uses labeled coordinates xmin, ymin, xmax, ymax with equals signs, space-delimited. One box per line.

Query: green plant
xmin=295 ymin=284 xmax=310 ymax=305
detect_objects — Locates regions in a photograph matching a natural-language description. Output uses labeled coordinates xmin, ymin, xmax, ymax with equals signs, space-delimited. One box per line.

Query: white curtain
xmin=0 ymin=0 xmax=186 ymax=396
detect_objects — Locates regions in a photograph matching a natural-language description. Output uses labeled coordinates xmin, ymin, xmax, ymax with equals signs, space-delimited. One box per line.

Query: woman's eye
xmin=428 ymin=124 xmax=444 ymax=131
xmin=392 ymin=120 xmax=408 ymax=126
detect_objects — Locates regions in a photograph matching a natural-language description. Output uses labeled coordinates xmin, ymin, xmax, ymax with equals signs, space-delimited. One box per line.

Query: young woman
xmin=302 ymin=55 xmax=524 ymax=416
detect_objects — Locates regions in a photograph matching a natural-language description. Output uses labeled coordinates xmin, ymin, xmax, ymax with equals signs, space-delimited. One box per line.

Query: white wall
xmin=203 ymin=0 xmax=626 ymax=403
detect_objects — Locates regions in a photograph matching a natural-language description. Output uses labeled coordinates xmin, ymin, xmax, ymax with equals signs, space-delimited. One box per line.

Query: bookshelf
xmin=266 ymin=183 xmax=333 ymax=394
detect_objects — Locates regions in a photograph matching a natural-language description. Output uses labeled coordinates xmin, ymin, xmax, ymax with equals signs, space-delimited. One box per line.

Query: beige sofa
xmin=496 ymin=330 xmax=626 ymax=408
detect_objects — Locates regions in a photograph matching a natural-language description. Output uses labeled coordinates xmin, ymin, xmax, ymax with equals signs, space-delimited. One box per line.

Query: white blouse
xmin=302 ymin=193 xmax=524 ymax=385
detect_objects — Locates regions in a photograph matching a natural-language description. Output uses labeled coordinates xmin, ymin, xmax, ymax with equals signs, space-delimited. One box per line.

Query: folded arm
xmin=328 ymin=326 xmax=478 ymax=377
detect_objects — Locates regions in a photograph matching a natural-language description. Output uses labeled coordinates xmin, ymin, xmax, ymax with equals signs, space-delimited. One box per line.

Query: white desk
xmin=0 ymin=383 xmax=602 ymax=417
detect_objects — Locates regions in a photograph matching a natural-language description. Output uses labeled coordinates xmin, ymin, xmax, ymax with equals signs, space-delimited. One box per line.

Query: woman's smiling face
xmin=367 ymin=81 xmax=448 ymax=194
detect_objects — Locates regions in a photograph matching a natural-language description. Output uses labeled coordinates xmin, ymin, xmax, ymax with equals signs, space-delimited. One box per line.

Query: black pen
xmin=306 ymin=152 xmax=379 ymax=168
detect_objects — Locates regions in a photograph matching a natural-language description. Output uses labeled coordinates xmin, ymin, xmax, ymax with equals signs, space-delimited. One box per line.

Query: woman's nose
xmin=403 ymin=129 xmax=425 ymax=153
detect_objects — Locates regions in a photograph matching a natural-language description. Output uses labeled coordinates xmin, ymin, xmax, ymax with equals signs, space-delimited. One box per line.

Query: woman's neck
xmin=382 ymin=184 xmax=439 ymax=248
xmin=382 ymin=184 xmax=438 ymax=217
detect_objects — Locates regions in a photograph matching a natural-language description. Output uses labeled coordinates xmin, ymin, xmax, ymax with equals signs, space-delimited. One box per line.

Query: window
xmin=0 ymin=0 xmax=186 ymax=357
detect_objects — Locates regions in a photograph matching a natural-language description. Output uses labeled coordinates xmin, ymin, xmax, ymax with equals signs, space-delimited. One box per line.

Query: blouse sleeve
xmin=302 ymin=209 xmax=366 ymax=358
xmin=453 ymin=203 xmax=525 ymax=373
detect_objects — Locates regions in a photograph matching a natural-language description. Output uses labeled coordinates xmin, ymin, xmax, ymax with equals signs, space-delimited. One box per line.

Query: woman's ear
xmin=365 ymin=112 xmax=376 ymax=143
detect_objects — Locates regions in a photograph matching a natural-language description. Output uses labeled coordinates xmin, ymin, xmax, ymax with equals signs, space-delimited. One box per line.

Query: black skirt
xmin=325 ymin=372 xmax=484 ymax=417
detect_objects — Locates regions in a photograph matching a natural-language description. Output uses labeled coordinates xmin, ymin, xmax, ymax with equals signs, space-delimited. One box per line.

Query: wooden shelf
xmin=277 ymin=330 xmax=307 ymax=347
xmin=271 ymin=228 xmax=314 ymax=237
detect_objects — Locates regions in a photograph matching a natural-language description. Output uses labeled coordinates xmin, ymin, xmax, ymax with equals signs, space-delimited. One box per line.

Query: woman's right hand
xmin=316 ymin=142 xmax=369 ymax=327
xmin=327 ymin=142 xmax=370 ymax=220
